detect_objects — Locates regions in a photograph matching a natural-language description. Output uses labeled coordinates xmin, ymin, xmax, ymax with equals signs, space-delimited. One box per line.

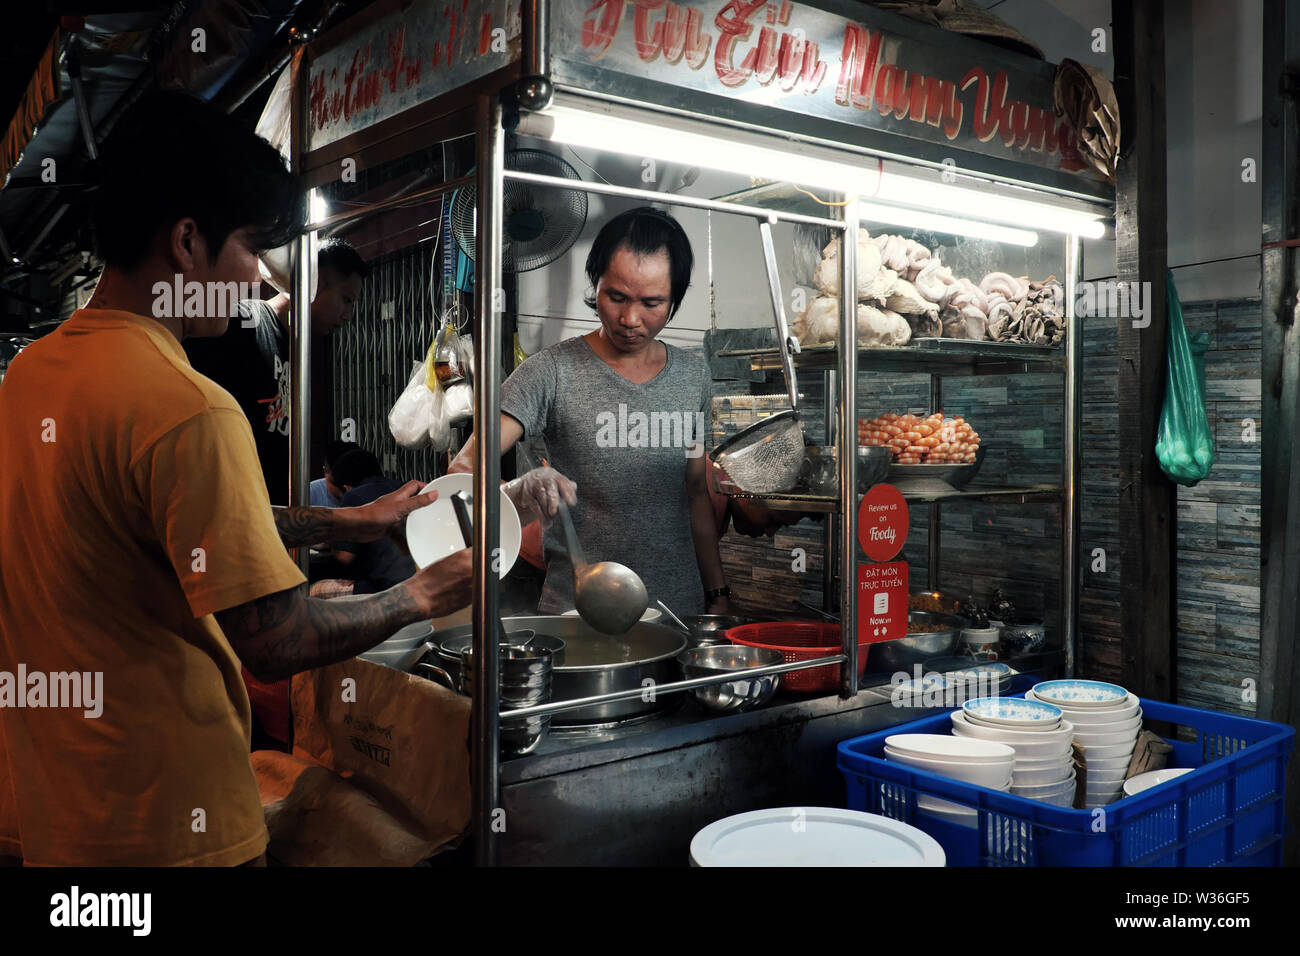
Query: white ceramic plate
xmin=1123 ymin=767 xmax=1193 ymax=796
xmin=1012 ymin=768 xmax=1076 ymax=792
xmin=885 ymin=734 xmax=1016 ymax=763
xmin=885 ymin=751 xmax=1013 ymax=790
xmin=1014 ymin=753 xmax=1074 ymax=770
xmin=1073 ymin=727 xmax=1140 ymax=747
xmin=962 ymin=697 xmax=1063 ymax=729
xmin=404 ymin=474 xmax=521 ymax=575
xmin=1081 ymin=742 xmax=1137 ymax=761
xmin=949 ymin=711 xmax=1075 ymax=753
xmin=1013 ymin=764 xmax=1075 ymax=786
xmin=1032 ymin=679 xmax=1130 ymax=708
xmin=690 ymin=807 xmax=946 ymax=867
xmin=1026 ymin=689 xmax=1141 ymax=723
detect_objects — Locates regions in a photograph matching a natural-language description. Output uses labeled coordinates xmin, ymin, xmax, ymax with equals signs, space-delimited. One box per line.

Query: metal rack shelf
xmin=716 ymin=340 xmax=1066 ymax=376
xmin=725 ymin=484 xmax=1064 ymax=512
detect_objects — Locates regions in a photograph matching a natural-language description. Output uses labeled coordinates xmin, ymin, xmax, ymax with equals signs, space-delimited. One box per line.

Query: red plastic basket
xmin=726 ymin=622 xmax=868 ymax=694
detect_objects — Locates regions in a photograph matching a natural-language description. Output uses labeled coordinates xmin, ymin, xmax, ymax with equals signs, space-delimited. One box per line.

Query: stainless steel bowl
xmin=678 ymin=614 xmax=756 ymax=647
xmin=865 ymin=610 xmax=966 ymax=673
xmin=678 ymin=644 xmax=784 ymax=713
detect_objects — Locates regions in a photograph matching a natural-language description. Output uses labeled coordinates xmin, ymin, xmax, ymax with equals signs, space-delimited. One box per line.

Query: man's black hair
xmin=323 ymin=439 xmax=360 ymax=469
xmin=318 ymin=237 xmax=369 ymax=280
xmin=91 ymin=89 xmax=304 ymax=271
xmin=331 ymin=449 xmax=384 ymax=488
xmin=583 ymin=206 xmax=693 ymax=319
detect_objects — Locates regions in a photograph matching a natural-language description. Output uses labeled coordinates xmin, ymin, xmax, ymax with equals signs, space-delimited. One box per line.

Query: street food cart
xmin=287 ymin=0 xmax=1113 ymax=864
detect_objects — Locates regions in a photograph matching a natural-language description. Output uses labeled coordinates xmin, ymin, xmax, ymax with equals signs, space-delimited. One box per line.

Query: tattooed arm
xmin=272 ymin=479 xmax=440 ymax=547
xmin=216 ymin=549 xmax=473 ymax=681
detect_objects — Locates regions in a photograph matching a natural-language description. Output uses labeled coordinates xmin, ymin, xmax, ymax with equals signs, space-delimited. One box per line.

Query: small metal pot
xmin=678 ymin=645 xmax=783 ymax=713
xmin=417 ymin=645 xmax=558 ymax=757
xmin=678 ymin=614 xmax=756 ymax=647
xmin=431 ymin=631 xmax=566 ymax=691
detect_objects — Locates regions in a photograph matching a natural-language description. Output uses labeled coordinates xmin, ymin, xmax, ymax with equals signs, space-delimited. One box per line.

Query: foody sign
xmin=857 ymin=483 xmax=908 ymax=642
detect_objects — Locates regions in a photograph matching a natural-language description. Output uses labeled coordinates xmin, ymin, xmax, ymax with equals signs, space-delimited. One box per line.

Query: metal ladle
xmin=555 ymin=492 xmax=649 ymax=635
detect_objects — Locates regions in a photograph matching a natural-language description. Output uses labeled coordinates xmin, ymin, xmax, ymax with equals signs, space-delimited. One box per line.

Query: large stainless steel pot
xmin=428 ymin=616 xmax=687 ymax=725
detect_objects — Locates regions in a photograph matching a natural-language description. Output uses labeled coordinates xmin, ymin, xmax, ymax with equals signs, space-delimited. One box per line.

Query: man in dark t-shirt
xmin=186 ymin=238 xmax=368 ymax=504
xmin=329 ymin=449 xmax=418 ymax=594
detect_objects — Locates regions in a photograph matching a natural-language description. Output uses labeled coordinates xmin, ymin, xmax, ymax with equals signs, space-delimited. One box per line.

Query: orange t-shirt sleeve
xmin=132 ymin=407 xmax=306 ymax=619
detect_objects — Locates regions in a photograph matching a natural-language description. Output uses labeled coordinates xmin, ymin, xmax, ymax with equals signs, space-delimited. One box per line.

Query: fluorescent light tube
xmin=858 ymin=202 xmax=1038 ymax=246
xmin=524 ymin=105 xmax=1105 ymax=239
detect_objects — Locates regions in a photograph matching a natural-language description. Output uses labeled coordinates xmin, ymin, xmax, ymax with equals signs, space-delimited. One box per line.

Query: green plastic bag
xmin=1156 ymin=271 xmax=1214 ymax=485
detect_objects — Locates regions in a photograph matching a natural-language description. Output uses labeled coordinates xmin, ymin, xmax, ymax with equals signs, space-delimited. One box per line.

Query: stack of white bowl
xmin=883 ymin=734 xmax=1016 ymax=820
xmin=950 ymin=697 xmax=1077 ymax=807
xmin=1027 ymin=680 xmax=1141 ymax=808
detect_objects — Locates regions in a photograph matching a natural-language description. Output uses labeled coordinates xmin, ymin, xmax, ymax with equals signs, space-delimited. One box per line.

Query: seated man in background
xmin=328 ymin=449 xmax=419 ymax=595
xmin=311 ymin=438 xmax=359 ymax=508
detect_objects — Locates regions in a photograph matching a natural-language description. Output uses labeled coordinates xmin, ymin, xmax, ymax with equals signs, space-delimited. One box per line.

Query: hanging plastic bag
xmin=422 ymin=340 xmax=453 ymax=451
xmin=389 ymin=361 xmax=435 ymax=449
xmin=1156 ymin=271 xmax=1215 ymax=485
xmin=427 ymin=319 xmax=466 ymax=390
xmin=443 ymin=382 xmax=474 ymax=426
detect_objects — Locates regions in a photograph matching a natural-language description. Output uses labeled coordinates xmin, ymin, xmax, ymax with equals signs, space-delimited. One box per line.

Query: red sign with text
xmin=857 ymin=483 xmax=908 ymax=561
xmin=857 ymin=561 xmax=909 ymax=642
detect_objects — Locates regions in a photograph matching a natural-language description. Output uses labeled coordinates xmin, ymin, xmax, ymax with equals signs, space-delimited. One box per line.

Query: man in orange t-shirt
xmin=0 ymin=92 xmax=472 ymax=866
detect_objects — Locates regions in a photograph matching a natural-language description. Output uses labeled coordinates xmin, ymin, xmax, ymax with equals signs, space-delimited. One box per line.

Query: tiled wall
xmin=1079 ymin=298 xmax=1261 ymax=715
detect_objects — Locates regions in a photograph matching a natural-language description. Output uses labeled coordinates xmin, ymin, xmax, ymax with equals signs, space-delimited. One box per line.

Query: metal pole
xmin=518 ymin=0 xmax=553 ymax=111
xmin=1063 ymin=234 xmax=1082 ymax=677
xmin=499 ymin=655 xmax=846 ymax=720
xmin=289 ymin=50 xmax=313 ymax=564
xmin=839 ymin=197 xmax=859 ymax=697
xmin=928 ymin=374 xmax=942 ymax=591
xmin=823 ymin=369 xmax=838 ymax=612
xmin=471 ymin=94 xmax=505 ymax=867
xmin=66 ymin=49 xmax=99 ymax=162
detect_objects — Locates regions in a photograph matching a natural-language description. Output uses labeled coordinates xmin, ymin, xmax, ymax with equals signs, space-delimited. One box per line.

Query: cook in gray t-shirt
xmin=502 ymin=335 xmax=713 ymax=615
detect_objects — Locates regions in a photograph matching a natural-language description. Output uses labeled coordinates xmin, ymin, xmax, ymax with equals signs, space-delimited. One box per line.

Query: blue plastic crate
xmin=836 ymin=696 xmax=1294 ymax=866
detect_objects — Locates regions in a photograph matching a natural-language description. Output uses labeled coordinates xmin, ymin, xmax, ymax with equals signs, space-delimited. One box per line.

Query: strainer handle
xmin=759 ymin=218 xmax=799 ymax=412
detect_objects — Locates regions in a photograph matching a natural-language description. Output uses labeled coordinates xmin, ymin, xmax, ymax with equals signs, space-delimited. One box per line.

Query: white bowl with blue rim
xmin=962 ymin=696 xmax=1062 ymax=729
xmin=1031 ymin=679 xmax=1129 ymax=709
xmin=1025 ymin=688 xmax=1141 ymax=724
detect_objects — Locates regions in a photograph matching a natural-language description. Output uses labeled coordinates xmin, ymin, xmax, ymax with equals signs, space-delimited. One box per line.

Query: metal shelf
xmin=724 ymin=483 xmax=1064 ymax=512
xmin=716 ymin=339 xmax=1066 ymax=376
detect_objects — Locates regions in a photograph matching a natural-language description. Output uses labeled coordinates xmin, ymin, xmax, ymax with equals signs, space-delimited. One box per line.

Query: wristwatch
xmin=704 ymin=585 xmax=732 ymax=602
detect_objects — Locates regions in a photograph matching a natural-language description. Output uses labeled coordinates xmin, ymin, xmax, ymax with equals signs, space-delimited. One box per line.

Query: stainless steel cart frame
xmin=285 ymin=0 xmax=1111 ymax=865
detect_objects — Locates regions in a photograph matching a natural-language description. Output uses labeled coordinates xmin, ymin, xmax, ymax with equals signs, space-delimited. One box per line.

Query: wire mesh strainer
xmin=708 ymin=219 xmax=806 ymax=494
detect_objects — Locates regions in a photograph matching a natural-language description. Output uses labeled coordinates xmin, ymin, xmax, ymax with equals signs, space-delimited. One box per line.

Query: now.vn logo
xmin=594 ymin=404 xmax=707 ymax=458
xmin=50 ymin=886 xmax=151 ymax=936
